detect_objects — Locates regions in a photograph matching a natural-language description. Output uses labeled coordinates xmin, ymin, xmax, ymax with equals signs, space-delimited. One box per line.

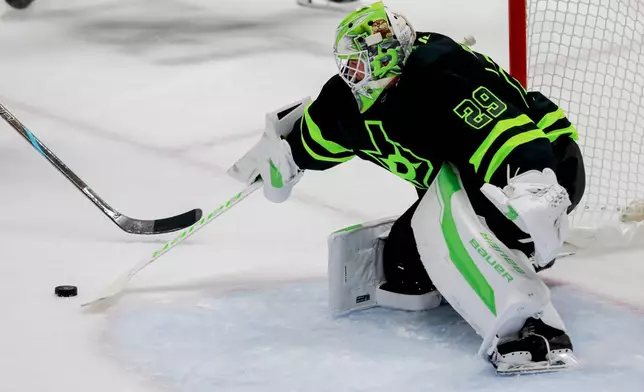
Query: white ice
xmin=1 ymin=1 xmax=644 ymax=392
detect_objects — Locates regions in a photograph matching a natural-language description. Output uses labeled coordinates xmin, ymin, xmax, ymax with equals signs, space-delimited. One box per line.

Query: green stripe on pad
xmin=438 ymin=166 xmax=497 ymax=315
xmin=333 ymin=224 xmax=363 ymax=233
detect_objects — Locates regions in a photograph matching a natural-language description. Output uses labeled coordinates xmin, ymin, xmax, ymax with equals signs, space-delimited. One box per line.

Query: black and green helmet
xmin=333 ymin=1 xmax=416 ymax=113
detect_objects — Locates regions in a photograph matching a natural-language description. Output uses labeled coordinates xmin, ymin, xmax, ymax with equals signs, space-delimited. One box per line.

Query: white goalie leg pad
xmin=411 ymin=164 xmax=552 ymax=358
xmin=539 ymin=301 xmax=566 ymax=332
xmin=328 ymin=218 xmax=442 ymax=316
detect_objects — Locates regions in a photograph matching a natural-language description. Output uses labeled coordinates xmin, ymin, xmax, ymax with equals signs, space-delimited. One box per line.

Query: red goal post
xmin=508 ymin=0 xmax=528 ymax=87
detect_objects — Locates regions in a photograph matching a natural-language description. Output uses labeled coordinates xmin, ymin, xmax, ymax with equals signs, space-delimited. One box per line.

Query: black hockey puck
xmin=5 ymin=0 xmax=36 ymax=10
xmin=54 ymin=285 xmax=78 ymax=297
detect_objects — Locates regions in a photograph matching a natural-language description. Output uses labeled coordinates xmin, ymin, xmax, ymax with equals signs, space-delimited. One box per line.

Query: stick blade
xmin=115 ymin=208 xmax=203 ymax=235
xmin=152 ymin=208 xmax=203 ymax=234
xmin=80 ymin=270 xmax=134 ymax=309
xmin=80 ymin=292 xmax=123 ymax=311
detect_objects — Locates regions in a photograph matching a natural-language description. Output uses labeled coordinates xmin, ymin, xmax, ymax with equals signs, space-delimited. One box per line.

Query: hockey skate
xmin=490 ymin=317 xmax=577 ymax=375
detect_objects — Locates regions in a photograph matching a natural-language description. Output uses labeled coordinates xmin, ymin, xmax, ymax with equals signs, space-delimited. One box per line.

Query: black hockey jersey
xmin=286 ymin=32 xmax=578 ymax=189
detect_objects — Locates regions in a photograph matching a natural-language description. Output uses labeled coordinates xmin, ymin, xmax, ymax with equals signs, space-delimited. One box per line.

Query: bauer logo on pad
xmin=356 ymin=294 xmax=371 ymax=304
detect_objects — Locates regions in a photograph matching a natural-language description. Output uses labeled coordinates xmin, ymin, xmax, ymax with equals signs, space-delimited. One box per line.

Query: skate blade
xmin=495 ymin=352 xmax=578 ymax=376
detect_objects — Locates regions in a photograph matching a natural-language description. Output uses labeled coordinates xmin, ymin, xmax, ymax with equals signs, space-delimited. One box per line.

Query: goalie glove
xmin=480 ymin=168 xmax=572 ymax=267
xmin=227 ymin=98 xmax=309 ymax=203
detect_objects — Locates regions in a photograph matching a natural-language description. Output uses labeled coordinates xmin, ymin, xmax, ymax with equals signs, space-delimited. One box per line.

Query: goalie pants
xmin=383 ymin=137 xmax=586 ymax=294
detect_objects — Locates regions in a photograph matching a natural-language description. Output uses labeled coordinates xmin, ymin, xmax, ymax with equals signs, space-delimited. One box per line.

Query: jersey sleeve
xmin=286 ymin=75 xmax=356 ymax=171
xmin=526 ymin=91 xmax=579 ymax=143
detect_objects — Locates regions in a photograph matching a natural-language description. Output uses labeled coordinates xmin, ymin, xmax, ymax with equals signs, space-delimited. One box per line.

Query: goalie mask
xmin=334 ymin=1 xmax=416 ymax=113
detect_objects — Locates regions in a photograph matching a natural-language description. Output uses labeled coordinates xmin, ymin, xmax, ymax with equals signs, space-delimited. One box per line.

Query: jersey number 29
xmin=453 ymin=87 xmax=507 ymax=129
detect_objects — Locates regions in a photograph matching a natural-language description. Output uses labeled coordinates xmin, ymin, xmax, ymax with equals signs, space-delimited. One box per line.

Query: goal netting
xmin=511 ymin=0 xmax=644 ymax=246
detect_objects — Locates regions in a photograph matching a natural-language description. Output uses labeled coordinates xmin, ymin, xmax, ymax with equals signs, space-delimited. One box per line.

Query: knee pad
xmin=328 ymin=217 xmax=442 ymax=316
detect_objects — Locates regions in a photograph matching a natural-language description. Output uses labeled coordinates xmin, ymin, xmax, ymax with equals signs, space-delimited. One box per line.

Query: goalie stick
xmin=0 ymin=102 xmax=203 ymax=234
xmin=81 ymin=180 xmax=263 ymax=308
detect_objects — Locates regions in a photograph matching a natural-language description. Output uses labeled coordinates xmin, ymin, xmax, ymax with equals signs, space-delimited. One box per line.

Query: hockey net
xmin=510 ymin=0 xmax=644 ymax=249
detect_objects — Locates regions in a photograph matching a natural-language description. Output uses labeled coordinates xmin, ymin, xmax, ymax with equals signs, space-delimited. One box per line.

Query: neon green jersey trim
xmin=438 ymin=165 xmax=497 ymax=315
xmin=537 ymin=108 xmax=566 ymax=129
xmin=300 ymin=106 xmax=355 ymax=163
xmin=484 ymin=129 xmax=548 ymax=182
xmin=362 ymin=120 xmax=435 ymax=189
xmin=545 ymin=125 xmax=579 ymax=142
xmin=300 ymin=133 xmax=355 ymax=163
xmin=469 ymin=114 xmax=534 ymax=172
xmin=537 ymin=108 xmax=579 ymax=141
xmin=459 ymin=42 xmax=478 ymax=58
xmin=304 ymin=103 xmax=353 ymax=154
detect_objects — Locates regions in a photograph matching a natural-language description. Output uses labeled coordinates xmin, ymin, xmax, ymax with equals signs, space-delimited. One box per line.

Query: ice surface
xmin=103 ymin=281 xmax=644 ymax=392
xmin=1 ymin=1 xmax=644 ymax=392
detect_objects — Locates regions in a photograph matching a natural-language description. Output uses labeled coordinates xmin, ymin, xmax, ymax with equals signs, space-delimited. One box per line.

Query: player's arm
xmin=515 ymin=89 xmax=585 ymax=211
xmin=286 ymin=75 xmax=356 ymax=171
